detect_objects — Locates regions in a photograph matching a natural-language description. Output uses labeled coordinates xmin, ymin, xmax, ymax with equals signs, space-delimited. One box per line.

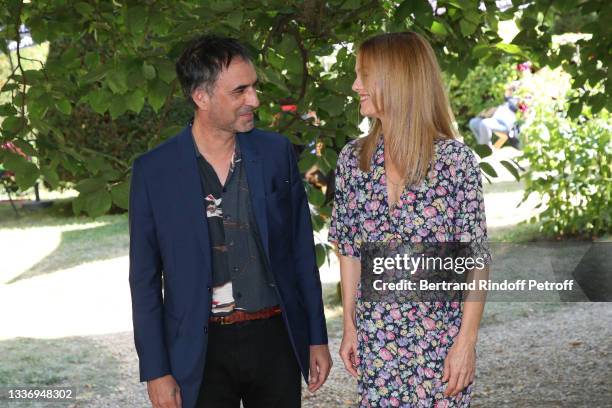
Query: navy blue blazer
xmin=128 ymin=126 xmax=328 ymax=408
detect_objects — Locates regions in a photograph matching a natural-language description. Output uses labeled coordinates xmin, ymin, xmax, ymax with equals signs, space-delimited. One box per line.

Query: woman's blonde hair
xmin=356 ymin=32 xmax=457 ymax=185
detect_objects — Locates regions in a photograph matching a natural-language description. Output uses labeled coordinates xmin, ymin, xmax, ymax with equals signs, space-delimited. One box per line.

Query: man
xmin=129 ymin=35 xmax=332 ymax=408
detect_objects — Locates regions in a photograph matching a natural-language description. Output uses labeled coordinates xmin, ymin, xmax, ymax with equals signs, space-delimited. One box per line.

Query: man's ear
xmin=192 ymin=87 xmax=210 ymax=111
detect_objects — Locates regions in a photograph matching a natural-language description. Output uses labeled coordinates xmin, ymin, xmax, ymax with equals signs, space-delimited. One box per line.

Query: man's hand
xmin=147 ymin=374 xmax=182 ymax=408
xmin=308 ymin=344 xmax=332 ymax=392
xmin=442 ymin=338 xmax=476 ymax=397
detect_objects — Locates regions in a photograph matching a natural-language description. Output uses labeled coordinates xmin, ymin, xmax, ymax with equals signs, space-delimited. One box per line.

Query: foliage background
xmin=0 ymin=0 xmax=610 ymax=260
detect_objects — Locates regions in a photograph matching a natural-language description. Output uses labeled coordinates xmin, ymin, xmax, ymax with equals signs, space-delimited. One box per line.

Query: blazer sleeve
xmin=286 ymin=139 xmax=328 ymax=345
xmin=128 ymin=157 xmax=171 ymax=381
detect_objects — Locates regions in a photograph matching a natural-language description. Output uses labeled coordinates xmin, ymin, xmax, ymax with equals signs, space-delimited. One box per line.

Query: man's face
xmin=199 ymin=58 xmax=260 ymax=133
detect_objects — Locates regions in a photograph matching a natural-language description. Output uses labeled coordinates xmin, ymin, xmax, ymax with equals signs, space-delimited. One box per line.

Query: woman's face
xmin=352 ymin=62 xmax=380 ymax=119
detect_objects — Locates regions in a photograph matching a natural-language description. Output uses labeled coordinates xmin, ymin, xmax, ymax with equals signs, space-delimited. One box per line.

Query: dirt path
xmin=87 ymin=302 xmax=611 ymax=408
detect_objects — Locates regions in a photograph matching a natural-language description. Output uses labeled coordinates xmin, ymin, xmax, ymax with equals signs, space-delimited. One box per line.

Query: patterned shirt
xmin=194 ymin=136 xmax=278 ymax=315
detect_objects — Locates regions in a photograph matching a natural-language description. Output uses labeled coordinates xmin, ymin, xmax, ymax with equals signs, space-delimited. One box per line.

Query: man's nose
xmin=246 ymin=88 xmax=260 ymax=108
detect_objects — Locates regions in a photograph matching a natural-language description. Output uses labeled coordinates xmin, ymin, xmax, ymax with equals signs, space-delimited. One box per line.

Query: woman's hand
xmin=442 ymin=337 xmax=476 ymax=397
xmin=339 ymin=324 xmax=359 ymax=378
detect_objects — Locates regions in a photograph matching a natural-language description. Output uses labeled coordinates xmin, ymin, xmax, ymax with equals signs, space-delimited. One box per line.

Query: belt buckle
xmin=219 ymin=315 xmax=233 ymax=325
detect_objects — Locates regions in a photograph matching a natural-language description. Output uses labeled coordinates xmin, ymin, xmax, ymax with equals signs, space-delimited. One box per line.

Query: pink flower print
xmin=390 ymin=308 xmax=402 ymax=320
xmin=405 ymin=191 xmax=416 ymax=203
xmin=380 ymin=347 xmax=393 ymax=361
xmin=435 ymin=399 xmax=450 ymax=408
xmin=364 ymin=219 xmax=376 ymax=232
xmin=436 ymin=185 xmax=447 ymax=196
xmin=416 ymin=385 xmax=426 ymax=400
xmin=386 ymin=331 xmax=396 ymax=341
xmin=390 ymin=397 xmax=401 ymax=407
xmin=423 ymin=317 xmax=436 ymax=331
xmin=423 ymin=206 xmax=437 ymax=218
xmin=424 ymin=367 xmax=435 ymax=378
xmin=447 ymin=325 xmax=459 ymax=338
xmin=370 ymin=200 xmax=380 ymax=211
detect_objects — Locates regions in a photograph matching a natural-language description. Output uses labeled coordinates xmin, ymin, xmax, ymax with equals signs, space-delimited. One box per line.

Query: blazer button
xmin=204 ymin=326 xmax=208 ymax=334
xmin=207 ymin=286 xmax=212 ymax=292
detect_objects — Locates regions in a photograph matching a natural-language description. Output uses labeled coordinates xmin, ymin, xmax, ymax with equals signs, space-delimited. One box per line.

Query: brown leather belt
xmin=209 ymin=305 xmax=282 ymax=325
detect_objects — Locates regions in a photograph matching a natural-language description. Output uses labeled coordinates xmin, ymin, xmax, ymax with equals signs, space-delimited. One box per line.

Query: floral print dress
xmin=329 ymin=136 xmax=490 ymax=408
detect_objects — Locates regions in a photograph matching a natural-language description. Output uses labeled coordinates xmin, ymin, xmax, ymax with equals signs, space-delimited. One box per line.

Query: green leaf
xmin=473 ymin=144 xmax=492 ymax=159
xmin=155 ymin=60 xmax=176 ymax=83
xmin=72 ymin=194 xmax=86 ymax=215
xmin=225 ymin=10 xmax=243 ymax=30
xmin=315 ymin=243 xmax=326 ymax=268
xmin=1 ymin=82 xmax=18 ymax=92
xmin=341 ymin=0 xmax=360 ymax=9
xmin=396 ymin=0 xmax=433 ymax=27
xmin=75 ymin=2 xmax=94 ymax=17
xmin=3 ymin=152 xmax=39 ymax=190
xmin=80 ymin=65 xmax=109 ymax=84
xmin=495 ymin=43 xmax=522 ymax=55
xmin=110 ymin=179 xmax=130 ymax=209
xmin=298 ymin=154 xmax=317 ymax=173
xmin=101 ymin=169 xmax=122 ymax=181
xmin=84 ymin=52 xmax=100 ymax=68
xmin=567 ymin=102 xmax=582 ymax=119
xmin=125 ymin=89 xmax=145 ymax=113
xmin=308 ymin=187 xmax=325 ymax=206
xmin=41 ymin=166 xmax=60 ymax=189
xmin=85 ymin=155 xmax=112 ymax=175
xmin=460 ymin=20 xmax=477 ymax=36
xmin=109 ymin=95 xmax=127 ymax=119
xmin=55 ymin=99 xmax=72 ymax=115
xmin=127 ymin=6 xmax=148 ymax=35
xmin=147 ymin=80 xmax=169 ymax=112
xmin=471 ymin=44 xmax=491 ymax=59
xmin=318 ymin=94 xmax=345 ymax=117
xmin=75 ymin=177 xmax=106 ymax=194
xmin=500 ymin=160 xmax=520 ymax=181
xmin=142 ymin=62 xmax=156 ymax=80
xmin=84 ymin=188 xmax=112 ymax=217
xmin=106 ymin=69 xmax=130 ymax=95
xmin=479 ymin=162 xmax=498 ymax=177
xmin=260 ymin=67 xmax=288 ymax=93
xmin=2 ymin=116 xmax=26 ymax=135
xmin=0 ymin=103 xmax=17 ymax=116
xmin=322 ymin=147 xmax=338 ymax=169
xmin=88 ymin=89 xmax=112 ymax=114
xmin=430 ymin=20 xmax=448 ymax=36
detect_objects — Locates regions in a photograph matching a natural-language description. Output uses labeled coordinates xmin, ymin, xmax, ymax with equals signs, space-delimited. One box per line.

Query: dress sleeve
xmin=454 ymin=146 xmax=491 ymax=265
xmin=328 ymin=143 xmax=361 ymax=259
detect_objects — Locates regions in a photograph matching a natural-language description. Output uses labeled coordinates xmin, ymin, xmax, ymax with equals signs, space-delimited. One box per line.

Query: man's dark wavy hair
xmin=176 ymin=35 xmax=252 ymax=108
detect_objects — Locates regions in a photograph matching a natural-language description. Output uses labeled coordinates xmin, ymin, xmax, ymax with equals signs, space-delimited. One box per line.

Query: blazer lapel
xmin=238 ymin=132 xmax=270 ymax=262
xmin=176 ymin=126 xmax=212 ymax=266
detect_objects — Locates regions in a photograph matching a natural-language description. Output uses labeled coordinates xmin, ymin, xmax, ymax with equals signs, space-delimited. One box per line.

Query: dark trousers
xmin=196 ymin=315 xmax=301 ymax=408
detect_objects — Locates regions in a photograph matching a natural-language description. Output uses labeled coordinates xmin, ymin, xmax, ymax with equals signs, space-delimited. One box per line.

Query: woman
xmin=329 ymin=32 xmax=490 ymax=407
